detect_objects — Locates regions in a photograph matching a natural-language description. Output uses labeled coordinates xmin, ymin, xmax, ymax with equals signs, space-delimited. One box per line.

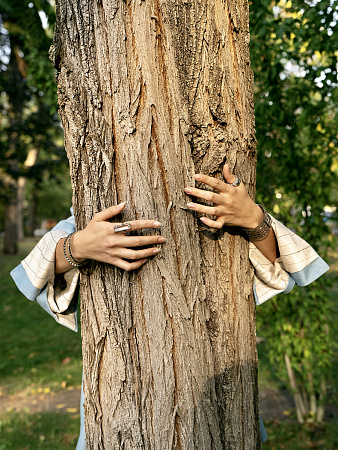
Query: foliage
xmin=31 ymin=169 xmax=73 ymax=223
xmin=0 ymin=0 xmax=57 ymax=106
xmin=262 ymin=419 xmax=338 ymax=449
xmin=250 ymin=0 xmax=338 ymax=423
xmin=0 ymin=0 xmax=67 ymax=235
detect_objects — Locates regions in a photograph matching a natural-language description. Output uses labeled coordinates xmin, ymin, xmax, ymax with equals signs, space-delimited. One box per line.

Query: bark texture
xmin=54 ymin=0 xmax=259 ymax=448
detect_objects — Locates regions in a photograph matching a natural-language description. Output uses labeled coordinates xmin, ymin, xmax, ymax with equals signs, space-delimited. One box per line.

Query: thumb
xmin=93 ymin=202 xmax=126 ymax=222
xmin=223 ymin=164 xmax=243 ymax=188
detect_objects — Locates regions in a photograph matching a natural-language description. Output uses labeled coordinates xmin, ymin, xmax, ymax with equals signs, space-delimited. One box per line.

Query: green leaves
xmin=251 ymin=0 xmax=337 ymax=423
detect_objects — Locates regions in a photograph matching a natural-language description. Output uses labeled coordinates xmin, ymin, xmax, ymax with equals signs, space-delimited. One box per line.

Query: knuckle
xmin=129 ymin=250 xmax=137 ymax=260
xmin=209 ymin=193 xmax=217 ymax=203
xmin=214 ymin=179 xmax=222 ymax=190
xmin=107 ymin=237 xmax=117 ymax=248
xmin=135 ymin=238 xmax=143 ymax=247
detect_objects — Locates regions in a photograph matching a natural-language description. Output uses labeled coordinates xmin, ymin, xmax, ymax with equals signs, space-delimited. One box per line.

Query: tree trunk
xmin=54 ymin=0 xmax=259 ymax=448
xmin=26 ymin=185 xmax=38 ymax=237
xmin=3 ymin=195 xmax=18 ymax=255
xmin=17 ymin=149 xmax=39 ymax=241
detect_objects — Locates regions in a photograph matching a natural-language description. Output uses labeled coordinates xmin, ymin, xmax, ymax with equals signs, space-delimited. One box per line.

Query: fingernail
xmin=153 ymin=221 xmax=162 ymax=227
xmin=199 ymin=217 xmax=207 ymax=223
xmin=158 ymin=237 xmax=166 ymax=243
xmin=153 ymin=248 xmax=160 ymax=254
xmin=184 ymin=188 xmax=192 ymax=194
xmin=187 ymin=203 xmax=195 ymax=209
xmin=117 ymin=202 xmax=126 ymax=207
xmin=194 ymin=174 xmax=202 ymax=181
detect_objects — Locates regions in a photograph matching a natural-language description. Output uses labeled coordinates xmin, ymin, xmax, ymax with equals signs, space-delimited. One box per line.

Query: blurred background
xmin=0 ymin=0 xmax=337 ymax=448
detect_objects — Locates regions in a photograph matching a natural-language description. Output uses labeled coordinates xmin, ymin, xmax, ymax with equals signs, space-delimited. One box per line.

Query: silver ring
xmin=229 ymin=175 xmax=241 ymax=187
xmin=114 ymin=222 xmax=132 ymax=233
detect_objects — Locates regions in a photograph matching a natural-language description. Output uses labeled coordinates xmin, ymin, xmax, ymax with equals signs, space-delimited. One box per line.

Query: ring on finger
xmin=229 ymin=175 xmax=241 ymax=187
xmin=114 ymin=222 xmax=132 ymax=233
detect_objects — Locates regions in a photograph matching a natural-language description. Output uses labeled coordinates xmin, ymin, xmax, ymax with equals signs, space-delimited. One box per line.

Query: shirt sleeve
xmin=250 ymin=215 xmax=330 ymax=306
xmin=10 ymin=213 xmax=80 ymax=332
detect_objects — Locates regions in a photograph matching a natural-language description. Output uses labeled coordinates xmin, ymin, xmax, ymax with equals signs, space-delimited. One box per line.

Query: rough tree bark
xmin=53 ymin=0 xmax=259 ymax=448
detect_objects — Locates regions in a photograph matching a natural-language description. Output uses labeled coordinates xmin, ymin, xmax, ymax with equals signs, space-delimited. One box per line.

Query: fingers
xmin=192 ymin=164 xmax=244 ymax=191
xmin=117 ymin=246 xmax=161 ymax=261
xmin=111 ymin=245 xmax=163 ymax=271
xmin=119 ymin=235 xmax=165 ymax=248
xmin=199 ymin=217 xmax=224 ymax=229
xmin=186 ymin=201 xmax=219 ymax=217
xmin=223 ymin=163 xmax=244 ymax=188
xmin=125 ymin=219 xmax=162 ymax=231
xmin=193 ymin=173 xmax=228 ymax=193
xmin=184 ymin=186 xmax=221 ymax=204
xmin=222 ymin=163 xmax=236 ymax=184
xmin=92 ymin=203 xmax=162 ymax=232
xmin=115 ymin=258 xmax=148 ymax=272
xmin=93 ymin=202 xmax=126 ymax=222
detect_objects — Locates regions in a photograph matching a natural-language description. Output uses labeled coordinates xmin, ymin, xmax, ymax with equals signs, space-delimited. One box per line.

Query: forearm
xmin=55 ymin=237 xmax=74 ymax=274
xmin=250 ymin=228 xmax=279 ymax=264
xmin=243 ymin=204 xmax=279 ymax=264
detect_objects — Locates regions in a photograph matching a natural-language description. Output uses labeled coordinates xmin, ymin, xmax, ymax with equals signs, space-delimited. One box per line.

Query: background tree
xmin=53 ymin=0 xmax=261 ymax=447
xmin=0 ymin=0 xmax=66 ymax=252
xmin=250 ymin=0 xmax=338 ymax=423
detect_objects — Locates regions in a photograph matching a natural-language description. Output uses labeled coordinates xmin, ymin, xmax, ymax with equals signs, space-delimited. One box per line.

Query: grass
xmin=0 ymin=238 xmax=83 ymax=397
xmin=0 ymin=236 xmax=337 ymax=448
xmin=0 ymin=239 xmax=83 ymax=448
xmin=0 ymin=410 xmax=79 ymax=449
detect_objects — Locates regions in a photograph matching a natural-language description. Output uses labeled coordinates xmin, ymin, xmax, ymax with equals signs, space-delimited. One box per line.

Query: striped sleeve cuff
xmin=250 ymin=216 xmax=329 ymax=305
xmin=10 ymin=214 xmax=79 ymax=331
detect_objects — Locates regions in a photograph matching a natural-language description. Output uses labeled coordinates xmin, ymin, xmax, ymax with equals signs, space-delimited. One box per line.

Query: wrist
xmin=245 ymin=203 xmax=264 ymax=229
xmin=243 ymin=204 xmax=272 ymax=241
xmin=71 ymin=230 xmax=87 ymax=262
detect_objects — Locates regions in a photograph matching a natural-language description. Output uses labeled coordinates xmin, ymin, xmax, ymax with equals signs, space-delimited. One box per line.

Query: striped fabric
xmin=250 ymin=217 xmax=329 ymax=305
xmin=11 ymin=215 xmax=80 ymax=331
xmin=11 ymin=214 xmax=329 ymax=332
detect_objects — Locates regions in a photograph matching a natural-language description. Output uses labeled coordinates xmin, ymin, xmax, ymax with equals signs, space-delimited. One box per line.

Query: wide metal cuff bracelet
xmin=243 ymin=205 xmax=272 ymax=241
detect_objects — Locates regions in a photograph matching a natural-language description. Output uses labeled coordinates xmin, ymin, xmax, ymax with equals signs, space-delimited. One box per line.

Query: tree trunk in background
xmin=3 ymin=195 xmax=18 ymax=254
xmin=54 ymin=0 xmax=259 ymax=448
xmin=16 ymin=176 xmax=26 ymax=242
xmin=26 ymin=185 xmax=38 ymax=237
xmin=17 ymin=149 xmax=39 ymax=241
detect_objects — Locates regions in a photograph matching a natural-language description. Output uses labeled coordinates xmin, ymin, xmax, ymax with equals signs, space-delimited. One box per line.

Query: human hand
xmin=71 ymin=202 xmax=165 ymax=271
xmin=184 ymin=164 xmax=263 ymax=230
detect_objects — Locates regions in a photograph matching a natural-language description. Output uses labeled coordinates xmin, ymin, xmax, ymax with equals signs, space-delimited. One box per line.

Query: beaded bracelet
xmin=242 ymin=205 xmax=272 ymax=241
xmin=63 ymin=232 xmax=87 ymax=267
